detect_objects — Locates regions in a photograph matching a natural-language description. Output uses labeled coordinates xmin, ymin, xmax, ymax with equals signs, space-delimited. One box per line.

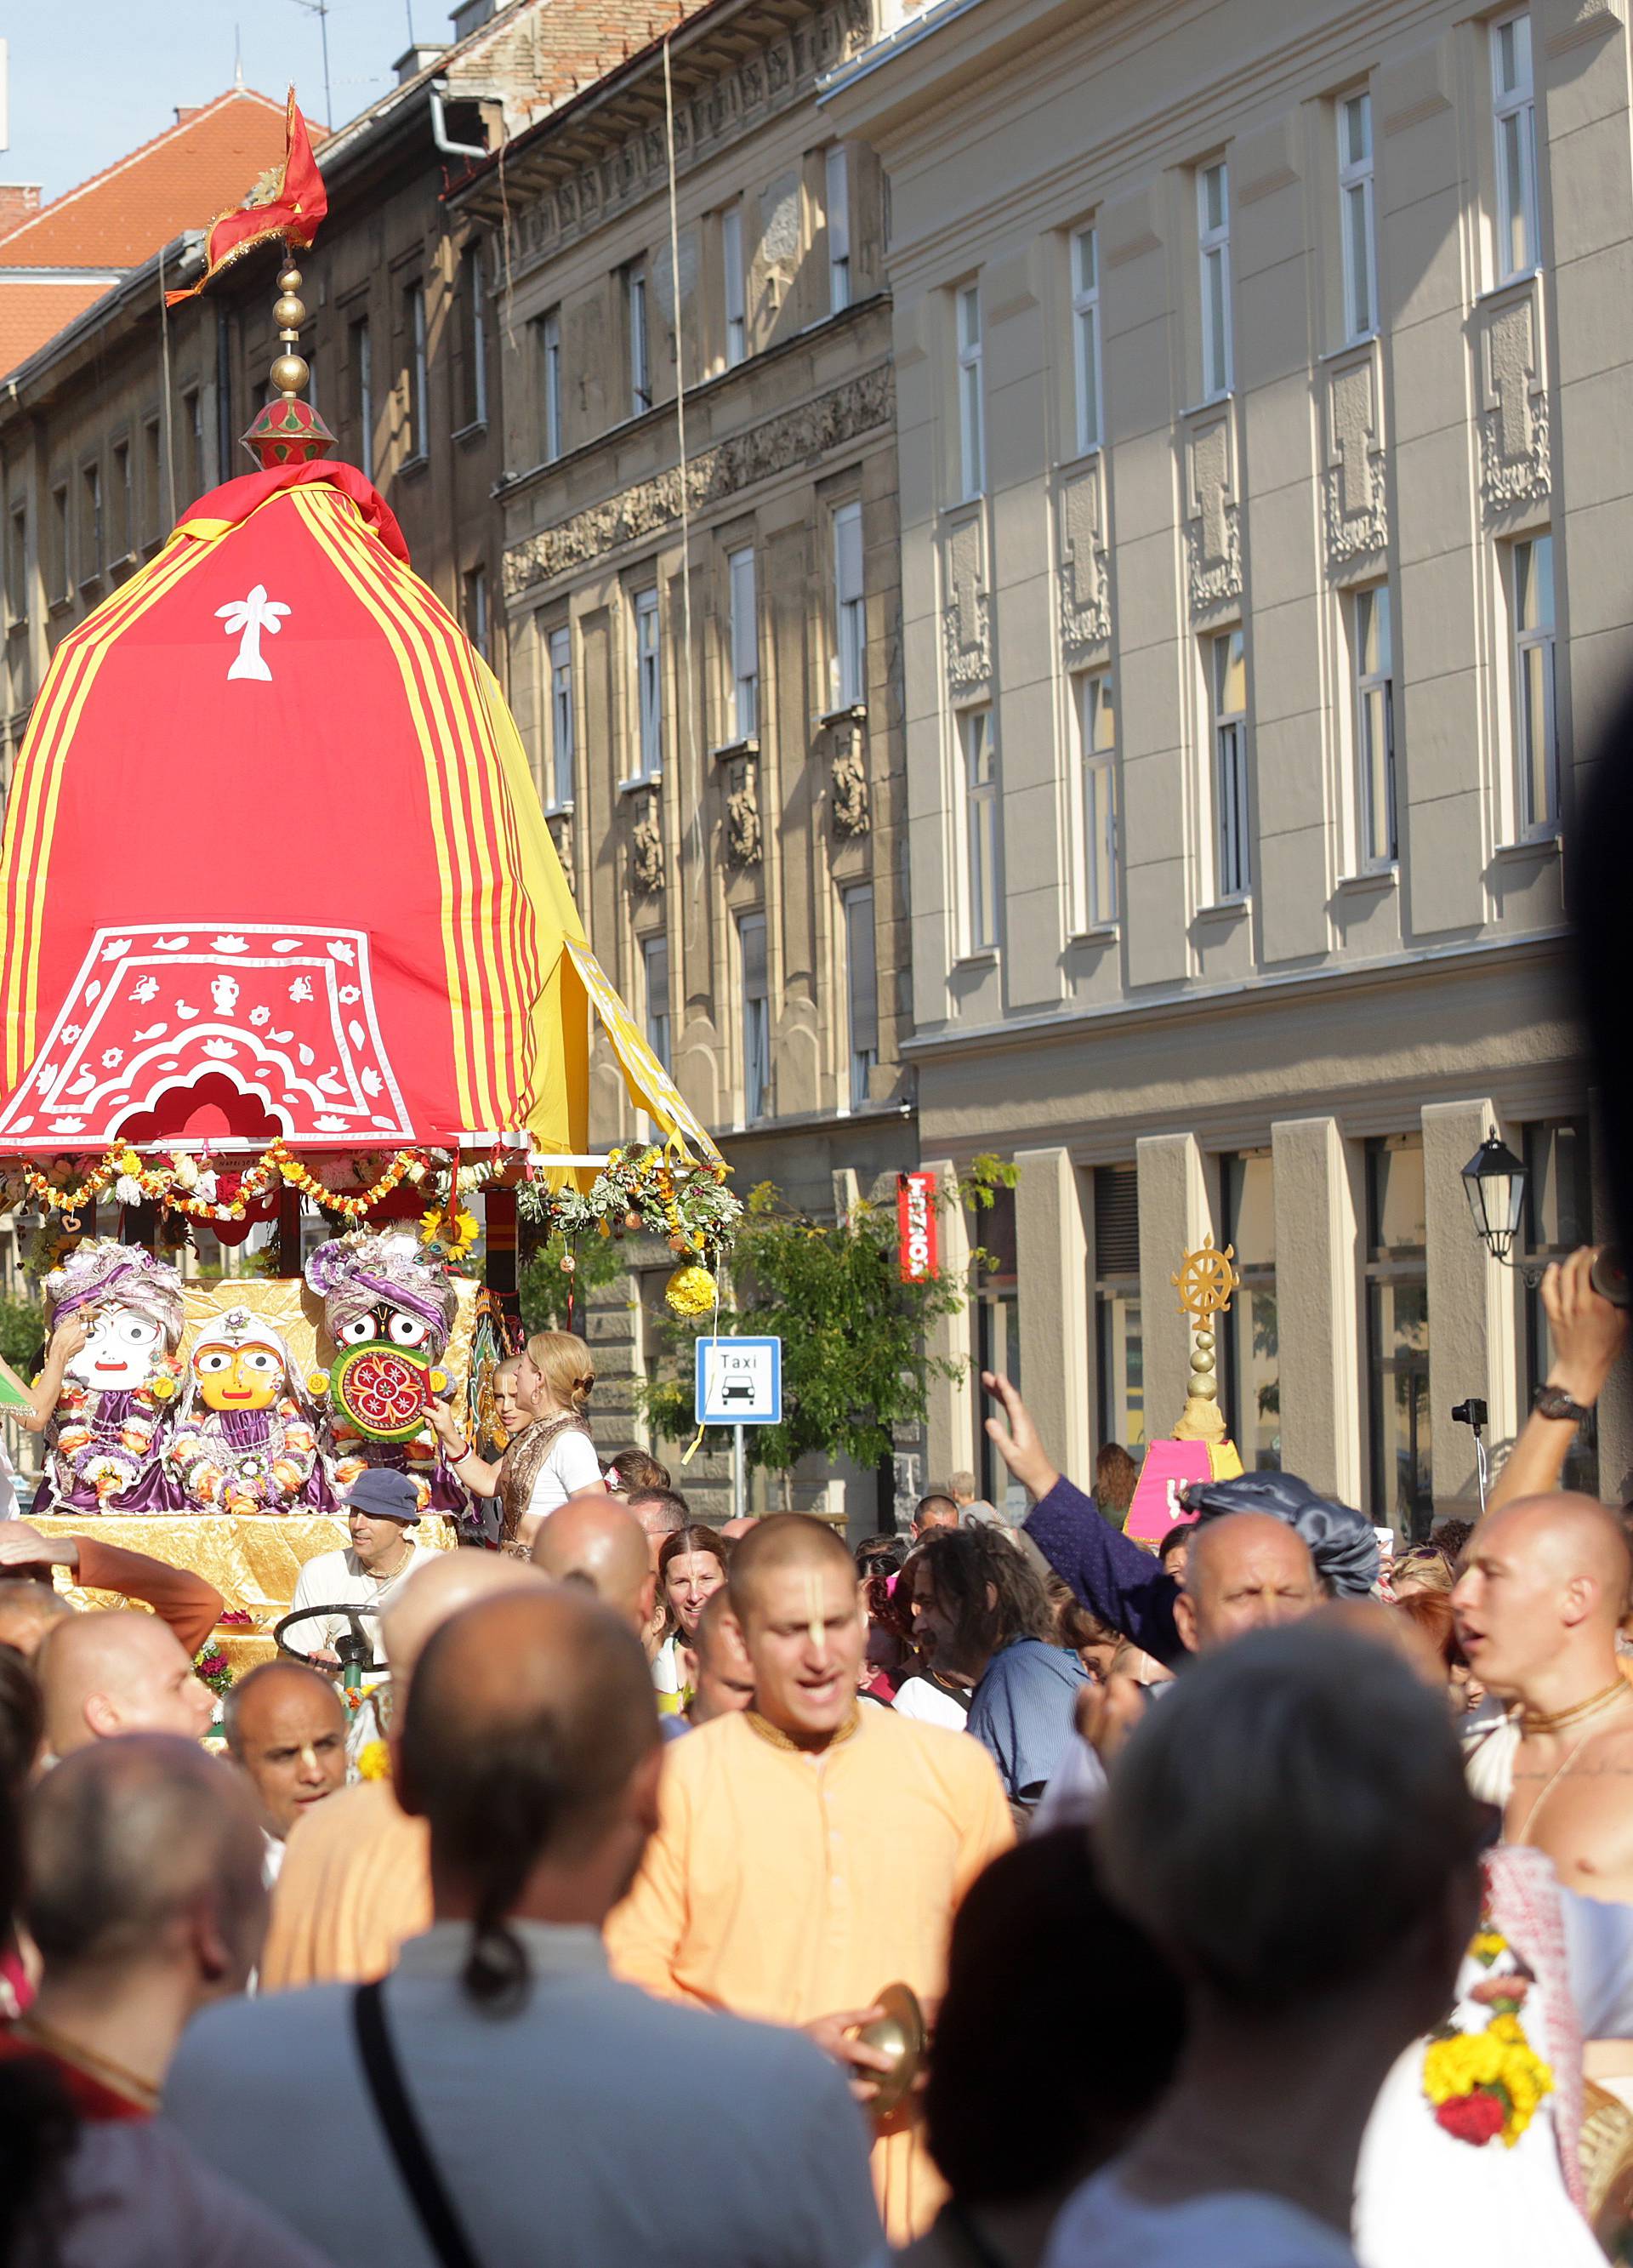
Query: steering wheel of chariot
xmin=273 ymin=1601 xmax=384 ymax=1674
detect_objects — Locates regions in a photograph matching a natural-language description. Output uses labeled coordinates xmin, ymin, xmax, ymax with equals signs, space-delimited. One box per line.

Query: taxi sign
xmin=695 ymin=1336 xmax=782 ymax=1426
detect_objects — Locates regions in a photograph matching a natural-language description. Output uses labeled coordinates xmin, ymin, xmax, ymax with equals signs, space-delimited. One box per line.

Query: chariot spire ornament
xmin=1170 ymin=1234 xmax=1240 ymax=1446
xmin=241 ymin=259 xmax=337 ymax=468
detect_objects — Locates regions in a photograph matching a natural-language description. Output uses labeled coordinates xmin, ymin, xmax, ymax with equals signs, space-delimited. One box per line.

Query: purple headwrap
xmin=44 ymin=1237 xmax=185 ymax=1347
xmin=305 ymin=1230 xmax=457 ymax=1348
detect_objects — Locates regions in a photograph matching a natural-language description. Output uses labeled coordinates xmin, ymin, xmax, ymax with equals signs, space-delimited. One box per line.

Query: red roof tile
xmin=0 ymin=280 xmax=116 ymax=374
xmin=0 ymin=88 xmax=305 ymax=270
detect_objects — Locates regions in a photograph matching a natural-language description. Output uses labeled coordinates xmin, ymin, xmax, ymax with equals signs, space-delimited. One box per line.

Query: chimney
xmin=174 ymin=105 xmax=204 ymax=125
xmin=395 ymin=41 xmax=449 ymax=83
xmin=0 ymin=182 xmax=41 ymax=236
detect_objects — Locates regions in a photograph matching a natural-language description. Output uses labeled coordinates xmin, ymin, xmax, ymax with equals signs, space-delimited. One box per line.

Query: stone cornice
xmin=499 ymin=0 xmax=870 ymax=287
xmin=503 ymin=362 xmax=894 ymax=598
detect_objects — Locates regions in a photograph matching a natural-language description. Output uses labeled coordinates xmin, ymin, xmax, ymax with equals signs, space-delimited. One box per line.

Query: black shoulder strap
xmin=352 ymin=1980 xmax=483 ymax=2268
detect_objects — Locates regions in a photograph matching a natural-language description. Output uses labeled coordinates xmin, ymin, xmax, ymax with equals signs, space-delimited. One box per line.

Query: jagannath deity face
xmin=66 ymin=1305 xmax=166 ymax=1392
xmin=335 ymin=1305 xmax=433 ymax=1353
xmin=193 ymin=1338 xmax=284 ymax=1412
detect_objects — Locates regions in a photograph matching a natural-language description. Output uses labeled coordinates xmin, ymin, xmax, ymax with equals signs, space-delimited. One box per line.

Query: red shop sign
xmin=897 ymin=1171 xmax=939 ymax=1284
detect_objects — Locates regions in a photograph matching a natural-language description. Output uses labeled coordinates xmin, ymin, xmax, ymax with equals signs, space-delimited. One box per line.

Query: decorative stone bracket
xmin=1182 ymin=408 xmax=1242 ymax=619
xmin=827 ymin=708 xmax=869 ymax=838
xmin=714 ymin=739 xmax=763 ymax=867
xmin=1057 ymin=456 xmax=1110 ymax=657
xmin=1323 ymin=344 xmax=1389 ymax=570
xmin=942 ymin=510 xmax=991 ymax=698
xmin=1477 ymin=281 xmax=1551 ymax=520
xmin=628 ymin=784 xmax=663 ymax=895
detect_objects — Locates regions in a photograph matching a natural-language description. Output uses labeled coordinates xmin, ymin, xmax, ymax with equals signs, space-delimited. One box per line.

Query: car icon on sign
xmin=722 ymin=1378 xmax=756 ymax=1405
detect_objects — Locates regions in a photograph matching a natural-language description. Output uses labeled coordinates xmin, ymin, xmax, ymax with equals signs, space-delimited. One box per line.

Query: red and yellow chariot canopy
xmin=0 ymin=461 xmax=713 ymax=1165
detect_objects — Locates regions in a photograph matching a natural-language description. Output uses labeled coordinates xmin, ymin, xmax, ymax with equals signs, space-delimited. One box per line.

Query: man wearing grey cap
xmin=287 ymin=1468 xmax=441 ymax=1668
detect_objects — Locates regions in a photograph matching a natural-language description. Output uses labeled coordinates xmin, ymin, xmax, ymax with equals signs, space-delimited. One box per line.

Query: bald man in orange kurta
xmin=606 ymin=1516 xmax=1013 ymax=2242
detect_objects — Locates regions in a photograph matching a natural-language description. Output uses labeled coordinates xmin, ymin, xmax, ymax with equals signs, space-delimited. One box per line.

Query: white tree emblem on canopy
xmin=216 ymin=584 xmax=290 ymax=682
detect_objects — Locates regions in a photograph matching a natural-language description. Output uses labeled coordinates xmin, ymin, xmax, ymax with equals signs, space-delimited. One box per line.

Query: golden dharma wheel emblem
xmin=1171 ymin=1234 xmax=1239 ymax=1320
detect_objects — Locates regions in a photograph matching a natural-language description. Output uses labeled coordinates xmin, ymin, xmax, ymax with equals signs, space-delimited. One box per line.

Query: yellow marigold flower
xmin=666 ymin=1263 xmax=717 ymax=1319
xmin=1471 ymin=1929 xmax=1508 ymax=1964
xmin=357 ymin=1740 xmax=390 ymax=1782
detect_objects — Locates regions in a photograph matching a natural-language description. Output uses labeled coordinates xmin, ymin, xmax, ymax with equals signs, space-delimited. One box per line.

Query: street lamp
xmin=1460 ymin=1132 xmax=1528 ymax=1265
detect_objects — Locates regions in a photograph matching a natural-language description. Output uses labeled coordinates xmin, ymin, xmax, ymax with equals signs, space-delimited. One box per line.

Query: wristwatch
xmin=1534 ymin=1384 xmax=1592 ymax=1425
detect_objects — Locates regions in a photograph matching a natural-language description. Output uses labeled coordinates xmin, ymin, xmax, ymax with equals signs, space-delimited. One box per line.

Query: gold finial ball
xmin=274 ymin=293 xmax=306 ymax=330
xmin=277 ymin=264 xmax=303 ymax=293
xmin=269 ymin=352 xmax=310 ymax=396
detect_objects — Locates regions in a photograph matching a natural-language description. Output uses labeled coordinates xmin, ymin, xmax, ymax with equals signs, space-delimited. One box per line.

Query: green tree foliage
xmin=0 ymin=1293 xmax=45 ymax=1380
xmin=518 ymin=1228 xmax=628 ymax=1336
xmin=638 ymin=1161 xmax=1014 ymax=1473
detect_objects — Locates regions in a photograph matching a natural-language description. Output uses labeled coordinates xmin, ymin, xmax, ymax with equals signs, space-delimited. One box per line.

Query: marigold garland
xmin=6 ymin=1142 xmax=430 ymax=1227
xmin=1422 ymin=1926 xmax=1554 ymax=2150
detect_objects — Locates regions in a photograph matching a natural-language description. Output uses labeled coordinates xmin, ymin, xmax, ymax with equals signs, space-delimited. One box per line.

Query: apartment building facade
xmin=826 ymin=0 xmax=1627 ymax=1533
xmin=457 ymin=0 xmax=916 ymax=1510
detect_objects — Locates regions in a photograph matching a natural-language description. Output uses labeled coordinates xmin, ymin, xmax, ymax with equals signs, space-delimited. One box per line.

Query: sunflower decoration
xmin=418 ymin=1204 xmax=481 ymax=1263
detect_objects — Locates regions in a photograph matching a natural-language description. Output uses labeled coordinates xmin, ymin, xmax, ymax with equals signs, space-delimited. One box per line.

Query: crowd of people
xmin=3 ymin=1240 xmax=1633 ymax=2266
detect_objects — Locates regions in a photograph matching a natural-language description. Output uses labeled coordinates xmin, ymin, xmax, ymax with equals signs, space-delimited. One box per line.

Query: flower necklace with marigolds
xmin=1422 ymin=1927 xmax=1553 ymax=2149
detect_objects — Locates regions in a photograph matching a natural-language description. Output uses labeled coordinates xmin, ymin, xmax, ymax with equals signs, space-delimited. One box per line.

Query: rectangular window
xmin=352 ymin=320 xmax=374 ymax=481
xmin=1366 ymin=1134 xmax=1431 ymax=1540
xmin=832 ymin=501 xmax=866 ymax=711
xmin=463 ymin=565 xmax=488 ymax=661
xmin=635 ymin=586 xmax=663 ymax=779
xmin=548 ymin=625 xmax=574 ymax=810
xmin=1076 ymin=670 xmax=1118 ymax=929
xmin=405 ymin=282 xmax=429 ymax=459
xmin=1352 ymin=583 xmax=1397 ymax=868
xmin=727 ymin=545 xmax=758 ymax=742
xmin=80 ymin=463 xmax=102 ymax=582
xmin=1095 ymin=1165 xmax=1144 ymax=1456
xmin=538 ymin=309 xmax=562 ymax=463
xmin=1338 ymin=91 xmax=1376 ymax=341
xmin=143 ymin=419 xmax=162 ymax=541
xmin=1210 ymin=627 xmax=1250 ymax=898
xmin=739 ymin=911 xmax=770 ymax=1121
xmin=1071 ymin=225 xmax=1101 ymax=456
xmin=1523 ymin=1120 xmax=1598 ymax=1494
xmin=1198 ymin=159 xmax=1232 ymax=399
xmin=1220 ymin=1151 xmax=1280 ymax=1471
xmin=826 ymin=146 xmax=851 ymax=315
xmin=628 ymin=262 xmax=651 ymax=413
xmin=110 ymin=442 xmax=131 ymax=561
xmin=842 ymin=882 xmax=878 ymax=1111
xmin=6 ymin=504 xmax=25 ymax=621
xmin=641 ymin=932 xmax=671 ymax=1076
xmin=960 ymin=706 xmax=999 ymax=952
xmin=1512 ymin=532 xmax=1557 ymax=836
xmin=182 ymin=389 xmax=203 ymax=500
xmin=49 ymin=482 xmax=67 ymax=601
xmin=1493 ymin=12 xmax=1539 ymax=282
xmin=462 ymin=242 xmax=488 ymax=428
xmin=721 ymin=206 xmax=747 ymax=368
xmin=957 ymin=284 xmax=984 ymax=500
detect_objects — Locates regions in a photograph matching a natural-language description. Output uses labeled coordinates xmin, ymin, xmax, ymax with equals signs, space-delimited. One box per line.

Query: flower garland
xmin=1423 ymin=1927 xmax=1554 ymax=2148
xmin=5 ymin=1143 xmax=430 ymax=1229
xmin=517 ymin=1143 xmax=741 ymax=1267
xmin=193 ymin=1644 xmax=233 ymax=1699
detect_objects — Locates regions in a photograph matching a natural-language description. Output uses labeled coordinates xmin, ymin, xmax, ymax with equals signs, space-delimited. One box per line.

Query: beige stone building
xmin=454 ymin=0 xmax=916 ymax=1513
xmin=825 ymin=0 xmax=1626 ymax=1534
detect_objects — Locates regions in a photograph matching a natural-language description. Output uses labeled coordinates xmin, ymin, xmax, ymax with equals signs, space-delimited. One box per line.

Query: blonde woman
xmin=495 ymin=1332 xmax=601 ymax=1552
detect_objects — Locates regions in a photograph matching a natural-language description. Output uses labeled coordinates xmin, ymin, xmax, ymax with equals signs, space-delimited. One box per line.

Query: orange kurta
xmin=606 ymin=1706 xmax=1014 ymax=2242
xmin=258 ymin=1778 xmax=430 ymax=1992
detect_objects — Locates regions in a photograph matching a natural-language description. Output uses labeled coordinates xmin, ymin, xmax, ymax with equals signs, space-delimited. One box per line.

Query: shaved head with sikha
xmin=726 ymin=1515 xmax=863 ymax=1745
xmin=38 ymin=1609 xmax=214 ymax=1757
xmin=1173 ymin=1513 xmax=1320 ymax=1656
xmin=224 ymin=1661 xmax=348 ymax=1840
xmin=531 ymin=1493 xmax=655 ymax=1637
xmin=379 ymin=1550 xmax=552 ymax=1699
xmin=396 ymin=1588 xmax=663 ymax=2008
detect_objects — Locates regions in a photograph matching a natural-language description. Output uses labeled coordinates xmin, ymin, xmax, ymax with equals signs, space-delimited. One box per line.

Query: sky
xmin=2 ymin=0 xmax=451 ymax=202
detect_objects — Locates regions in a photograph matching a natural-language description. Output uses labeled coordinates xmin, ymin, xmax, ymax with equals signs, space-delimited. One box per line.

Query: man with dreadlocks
xmin=166 ymin=1587 xmax=882 ymax=2268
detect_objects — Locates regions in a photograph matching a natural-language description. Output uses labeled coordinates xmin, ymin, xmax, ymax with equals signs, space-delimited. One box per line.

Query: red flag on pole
xmin=166 ymin=90 xmax=327 ymax=305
